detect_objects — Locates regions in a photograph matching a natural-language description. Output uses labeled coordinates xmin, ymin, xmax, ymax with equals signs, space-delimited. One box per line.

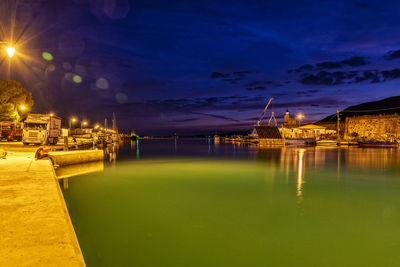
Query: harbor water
xmin=62 ymin=139 xmax=400 ymax=266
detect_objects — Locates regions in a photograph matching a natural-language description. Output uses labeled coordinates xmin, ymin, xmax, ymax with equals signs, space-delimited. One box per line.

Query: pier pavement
xmin=0 ymin=152 xmax=85 ymax=266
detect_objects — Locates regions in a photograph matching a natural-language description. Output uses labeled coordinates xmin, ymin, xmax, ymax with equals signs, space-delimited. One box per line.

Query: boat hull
xmin=358 ymin=141 xmax=399 ymax=148
xmin=317 ymin=140 xmax=338 ymax=146
xmin=285 ymin=138 xmax=316 ymax=146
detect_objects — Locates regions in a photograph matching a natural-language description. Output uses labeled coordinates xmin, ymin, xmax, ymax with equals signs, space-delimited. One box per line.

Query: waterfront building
xmin=298 ymin=124 xmax=327 ymax=138
xmin=280 ymin=124 xmax=336 ymax=139
xmin=254 ymin=126 xmax=284 ymax=145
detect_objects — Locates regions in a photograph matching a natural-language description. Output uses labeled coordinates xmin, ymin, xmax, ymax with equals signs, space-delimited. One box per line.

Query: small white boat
xmin=317 ymin=140 xmax=338 ymax=146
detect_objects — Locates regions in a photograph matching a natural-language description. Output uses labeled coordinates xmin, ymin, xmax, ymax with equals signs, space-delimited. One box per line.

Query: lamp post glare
xmin=297 ymin=114 xmax=304 ymax=126
xmin=20 ymin=105 xmax=26 ymax=111
xmin=6 ymin=46 xmax=15 ymax=58
xmin=69 ymin=118 xmax=77 ymax=132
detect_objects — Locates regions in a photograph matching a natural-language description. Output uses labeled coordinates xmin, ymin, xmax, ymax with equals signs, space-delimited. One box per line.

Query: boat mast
xmin=336 ymin=109 xmax=340 ymax=142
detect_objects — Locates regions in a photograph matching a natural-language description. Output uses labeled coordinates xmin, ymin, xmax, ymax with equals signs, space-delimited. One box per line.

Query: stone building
xmin=283 ymin=110 xmax=299 ymax=127
xmin=345 ymin=114 xmax=400 ymax=140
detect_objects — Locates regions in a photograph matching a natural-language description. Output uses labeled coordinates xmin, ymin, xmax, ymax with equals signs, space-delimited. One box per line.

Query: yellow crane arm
xmin=257 ymin=97 xmax=274 ymax=126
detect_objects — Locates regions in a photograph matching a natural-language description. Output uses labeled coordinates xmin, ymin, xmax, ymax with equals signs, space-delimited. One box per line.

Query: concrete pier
xmin=49 ymin=150 xmax=104 ymax=166
xmin=0 ymin=152 xmax=85 ymax=266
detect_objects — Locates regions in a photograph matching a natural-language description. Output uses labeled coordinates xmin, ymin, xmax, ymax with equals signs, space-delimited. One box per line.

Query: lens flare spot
xmin=63 ymin=62 xmax=72 ymax=70
xmin=75 ymin=65 xmax=87 ymax=76
xmin=96 ymin=78 xmax=109 ymax=89
xmin=115 ymin=92 xmax=128 ymax=103
xmin=73 ymin=75 xmax=82 ymax=84
xmin=47 ymin=65 xmax=55 ymax=72
xmin=42 ymin=52 xmax=53 ymax=61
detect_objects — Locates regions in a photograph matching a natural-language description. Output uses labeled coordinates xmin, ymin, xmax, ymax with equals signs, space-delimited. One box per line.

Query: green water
xmin=62 ymin=145 xmax=400 ymax=266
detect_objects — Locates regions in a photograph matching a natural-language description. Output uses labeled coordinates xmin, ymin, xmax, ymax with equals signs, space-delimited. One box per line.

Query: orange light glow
xmin=6 ymin=46 xmax=15 ymax=58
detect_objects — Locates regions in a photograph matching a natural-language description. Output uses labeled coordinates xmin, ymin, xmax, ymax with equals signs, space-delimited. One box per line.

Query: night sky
xmin=1 ymin=0 xmax=400 ymax=135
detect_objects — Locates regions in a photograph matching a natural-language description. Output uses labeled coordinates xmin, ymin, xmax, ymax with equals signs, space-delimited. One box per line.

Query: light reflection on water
xmin=62 ymin=139 xmax=400 ymax=267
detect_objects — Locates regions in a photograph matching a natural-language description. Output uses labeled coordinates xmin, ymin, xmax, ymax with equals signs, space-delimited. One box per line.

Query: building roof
xmin=254 ymin=126 xmax=282 ymax=139
xmin=298 ymin=124 xmax=326 ymax=129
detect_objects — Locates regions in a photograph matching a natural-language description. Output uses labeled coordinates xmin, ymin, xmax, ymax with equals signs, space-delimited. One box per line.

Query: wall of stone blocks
xmin=345 ymin=115 xmax=400 ymax=140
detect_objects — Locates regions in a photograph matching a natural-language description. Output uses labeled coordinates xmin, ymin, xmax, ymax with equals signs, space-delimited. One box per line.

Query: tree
xmin=0 ymin=80 xmax=34 ymax=121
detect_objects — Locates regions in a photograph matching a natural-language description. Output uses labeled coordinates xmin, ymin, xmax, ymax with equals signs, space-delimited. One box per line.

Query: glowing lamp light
xmin=6 ymin=46 xmax=15 ymax=58
xmin=71 ymin=118 xmax=77 ymax=123
xmin=20 ymin=105 xmax=26 ymax=111
xmin=297 ymin=114 xmax=304 ymax=119
xmin=50 ymin=113 xmax=54 ymax=117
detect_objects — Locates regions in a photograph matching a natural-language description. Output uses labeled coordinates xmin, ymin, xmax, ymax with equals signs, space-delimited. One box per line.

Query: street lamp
xmin=81 ymin=120 xmax=87 ymax=129
xmin=6 ymin=46 xmax=15 ymax=58
xmin=69 ymin=117 xmax=77 ymax=132
xmin=20 ymin=105 xmax=26 ymax=111
xmin=297 ymin=114 xmax=304 ymax=126
xmin=0 ymin=42 xmax=16 ymax=58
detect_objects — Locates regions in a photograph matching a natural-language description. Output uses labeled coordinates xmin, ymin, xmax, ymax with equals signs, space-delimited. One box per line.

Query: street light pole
xmin=336 ymin=109 xmax=340 ymax=142
xmin=69 ymin=118 xmax=76 ymax=135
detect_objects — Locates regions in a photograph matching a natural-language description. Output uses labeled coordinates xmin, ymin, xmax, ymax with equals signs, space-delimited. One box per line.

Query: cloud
xmin=384 ymin=49 xmax=400 ymax=60
xmin=299 ymin=69 xmax=389 ymax=85
xmin=382 ymin=68 xmax=400 ymax=79
xmin=316 ymin=61 xmax=342 ymax=69
xmin=211 ymin=72 xmax=230 ymax=78
xmin=172 ymin=117 xmax=200 ymax=122
xmin=288 ymin=64 xmax=313 ymax=73
xmin=189 ymin=111 xmax=240 ymax=122
xmin=340 ymin=56 xmax=368 ymax=67
xmin=300 ymin=71 xmax=335 ymax=85
xmin=232 ymin=71 xmax=253 ymax=77
xmin=211 ymin=70 xmax=253 ymax=80
xmin=290 ymin=56 xmax=369 ymax=73
xmin=247 ymin=86 xmax=267 ymax=91
xmin=244 ymin=80 xmax=282 ymax=91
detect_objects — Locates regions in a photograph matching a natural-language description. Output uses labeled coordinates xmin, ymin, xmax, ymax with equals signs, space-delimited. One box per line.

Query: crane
xmin=256 ymin=97 xmax=274 ymax=126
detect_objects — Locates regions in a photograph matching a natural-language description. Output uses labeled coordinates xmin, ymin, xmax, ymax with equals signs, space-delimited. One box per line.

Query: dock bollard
xmin=64 ymin=136 xmax=69 ymax=151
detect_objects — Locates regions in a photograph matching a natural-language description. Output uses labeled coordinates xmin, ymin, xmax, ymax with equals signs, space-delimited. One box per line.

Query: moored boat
xmin=285 ymin=138 xmax=316 ymax=146
xmin=358 ymin=141 xmax=399 ymax=148
xmin=317 ymin=140 xmax=338 ymax=146
xmin=339 ymin=141 xmax=358 ymax=146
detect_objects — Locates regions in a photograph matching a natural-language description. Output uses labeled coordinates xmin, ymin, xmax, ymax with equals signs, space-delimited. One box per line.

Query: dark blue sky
xmin=1 ymin=0 xmax=400 ymax=135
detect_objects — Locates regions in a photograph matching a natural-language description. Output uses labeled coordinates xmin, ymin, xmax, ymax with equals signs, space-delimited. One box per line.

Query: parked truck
xmin=22 ymin=114 xmax=61 ymax=145
xmin=0 ymin=121 xmax=23 ymax=141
